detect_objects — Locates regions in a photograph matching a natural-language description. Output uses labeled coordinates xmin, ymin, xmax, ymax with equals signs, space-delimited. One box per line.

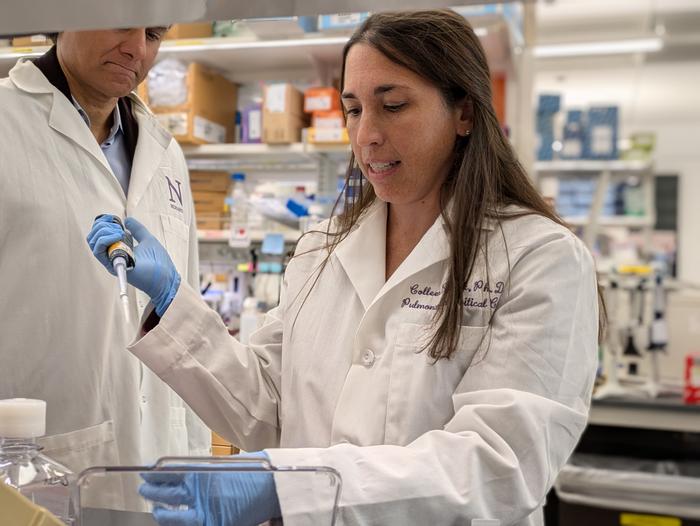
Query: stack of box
xmin=536 ymin=94 xmax=560 ymax=161
xmin=211 ymin=431 xmax=239 ymax=456
xmin=556 ymin=178 xmax=617 ymax=218
xmin=191 ymin=171 xmax=231 ymax=230
xmin=163 ymin=23 xmax=213 ymax=40
xmin=317 ymin=13 xmax=370 ymax=32
xmin=12 ymin=34 xmax=52 ymax=47
xmin=585 ymin=106 xmax=619 ymax=160
xmin=304 ymin=87 xmax=348 ymax=144
xmin=262 ymin=83 xmax=308 ymax=144
xmin=147 ymin=62 xmax=238 ymax=145
xmin=561 ymin=110 xmax=585 ymax=160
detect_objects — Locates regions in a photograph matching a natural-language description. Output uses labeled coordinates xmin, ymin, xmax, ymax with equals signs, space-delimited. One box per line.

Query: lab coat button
xmin=361 ymin=349 xmax=375 ymax=367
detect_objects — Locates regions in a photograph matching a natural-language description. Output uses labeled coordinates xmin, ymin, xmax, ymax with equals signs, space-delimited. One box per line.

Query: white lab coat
xmin=130 ymin=199 xmax=599 ymax=525
xmin=0 ymin=59 xmax=209 ymax=508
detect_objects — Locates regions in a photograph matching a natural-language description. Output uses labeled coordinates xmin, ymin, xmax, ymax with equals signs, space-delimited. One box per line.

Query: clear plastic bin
xmin=75 ymin=456 xmax=342 ymax=526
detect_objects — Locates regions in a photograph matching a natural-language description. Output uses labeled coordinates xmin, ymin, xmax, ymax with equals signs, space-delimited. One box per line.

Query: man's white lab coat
xmin=130 ymin=200 xmax=598 ymax=525
xmin=0 ymin=59 xmax=209 ymax=508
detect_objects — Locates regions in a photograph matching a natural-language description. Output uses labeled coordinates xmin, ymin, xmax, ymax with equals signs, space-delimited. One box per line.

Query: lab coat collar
xmin=334 ymin=200 xmax=387 ymax=311
xmin=334 ymin=199 xmax=497 ymax=311
xmin=126 ymin=94 xmax=172 ymax=210
xmin=9 ymin=59 xmax=117 ymax=190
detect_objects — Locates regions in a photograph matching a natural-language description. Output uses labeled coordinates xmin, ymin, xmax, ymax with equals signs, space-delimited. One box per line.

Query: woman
xmin=88 ymin=9 xmax=600 ymax=526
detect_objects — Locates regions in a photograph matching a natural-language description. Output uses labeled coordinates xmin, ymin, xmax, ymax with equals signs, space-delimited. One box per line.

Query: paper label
xmin=592 ymin=125 xmax=614 ymax=155
xmin=249 ymin=110 xmax=262 ymax=140
xmin=313 ymin=128 xmax=345 ymax=143
xmin=331 ymin=14 xmax=363 ymax=25
xmin=620 ymin=514 xmax=681 ymax=526
xmin=562 ymin=139 xmax=582 ymax=158
xmin=265 ymin=84 xmax=288 ymax=113
xmin=194 ymin=116 xmax=226 ymax=143
xmin=156 ymin=113 xmax=188 ymax=136
xmin=314 ymin=116 xmax=344 ymax=128
xmin=229 ymin=225 xmax=251 ymax=248
xmin=306 ymin=96 xmax=332 ymax=111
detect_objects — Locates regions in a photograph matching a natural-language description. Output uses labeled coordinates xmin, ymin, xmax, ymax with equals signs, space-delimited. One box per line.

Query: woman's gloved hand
xmin=138 ymin=452 xmax=281 ymax=526
xmin=87 ymin=215 xmax=180 ymax=316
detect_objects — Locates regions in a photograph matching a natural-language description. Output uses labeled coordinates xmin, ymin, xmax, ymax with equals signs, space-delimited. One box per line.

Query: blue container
xmin=561 ymin=110 xmax=585 ymax=160
xmin=585 ymin=106 xmax=619 ymax=160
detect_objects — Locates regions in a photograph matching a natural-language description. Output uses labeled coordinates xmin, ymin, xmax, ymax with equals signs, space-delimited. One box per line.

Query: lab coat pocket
xmin=385 ymin=324 xmax=489 ymax=445
xmin=38 ymin=420 xmax=125 ymax=509
xmin=160 ymin=213 xmax=190 ymax=276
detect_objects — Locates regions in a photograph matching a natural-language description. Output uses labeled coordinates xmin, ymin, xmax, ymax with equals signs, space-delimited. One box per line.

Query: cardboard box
xmin=211 ymin=431 xmax=231 ymax=446
xmin=164 ymin=23 xmax=213 ymax=40
xmin=304 ymin=87 xmax=341 ymax=113
xmin=211 ymin=445 xmax=234 ymax=456
xmin=12 ymin=34 xmax=52 ymax=47
xmin=193 ymin=191 xmax=227 ymax=213
xmin=263 ymin=113 xmax=308 ymax=144
xmin=190 ymin=171 xmax=231 ymax=193
xmin=264 ymin=83 xmax=304 ymax=117
xmin=151 ymin=62 xmax=238 ymax=145
xmin=263 ymin=83 xmax=307 ymax=144
xmin=312 ymin=110 xmax=344 ymax=129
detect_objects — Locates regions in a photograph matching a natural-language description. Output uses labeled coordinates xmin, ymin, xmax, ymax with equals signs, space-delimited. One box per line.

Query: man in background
xmin=0 ymin=28 xmax=209 ymax=507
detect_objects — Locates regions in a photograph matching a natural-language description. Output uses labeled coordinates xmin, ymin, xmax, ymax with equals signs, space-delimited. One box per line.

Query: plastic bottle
xmin=0 ymin=399 xmax=75 ymax=524
xmin=238 ymin=297 xmax=260 ymax=345
xmin=229 ymin=173 xmax=251 ymax=248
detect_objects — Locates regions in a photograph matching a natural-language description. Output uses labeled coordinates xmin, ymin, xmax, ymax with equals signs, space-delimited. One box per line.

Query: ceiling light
xmin=534 ymin=38 xmax=663 ymax=58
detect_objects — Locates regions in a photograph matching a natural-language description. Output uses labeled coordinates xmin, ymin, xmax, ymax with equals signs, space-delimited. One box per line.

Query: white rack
xmin=536 ymin=160 xmax=655 ymax=250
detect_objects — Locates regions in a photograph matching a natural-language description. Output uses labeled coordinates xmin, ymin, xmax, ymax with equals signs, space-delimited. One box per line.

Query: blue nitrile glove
xmin=138 ymin=451 xmax=281 ymax=526
xmin=87 ymin=215 xmax=180 ymax=316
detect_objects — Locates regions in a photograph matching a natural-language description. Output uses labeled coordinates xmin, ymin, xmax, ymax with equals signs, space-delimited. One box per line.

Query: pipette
xmin=96 ymin=215 xmax=135 ymax=324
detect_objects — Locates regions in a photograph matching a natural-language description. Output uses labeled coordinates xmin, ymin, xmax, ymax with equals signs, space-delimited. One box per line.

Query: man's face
xmin=57 ymin=28 xmax=167 ymax=99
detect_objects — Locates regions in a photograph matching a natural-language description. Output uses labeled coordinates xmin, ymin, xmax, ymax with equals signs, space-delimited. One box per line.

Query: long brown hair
xmin=299 ymin=9 xmax=605 ymax=359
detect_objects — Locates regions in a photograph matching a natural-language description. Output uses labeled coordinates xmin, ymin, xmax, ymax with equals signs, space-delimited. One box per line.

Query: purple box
xmin=241 ymin=103 xmax=262 ymax=144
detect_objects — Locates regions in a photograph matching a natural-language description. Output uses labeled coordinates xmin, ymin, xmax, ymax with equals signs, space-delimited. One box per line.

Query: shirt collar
xmin=71 ymin=95 xmax=123 ymax=146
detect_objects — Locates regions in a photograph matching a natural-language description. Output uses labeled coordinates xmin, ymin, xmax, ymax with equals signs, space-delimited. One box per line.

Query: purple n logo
xmin=165 ymin=176 xmax=183 ymax=206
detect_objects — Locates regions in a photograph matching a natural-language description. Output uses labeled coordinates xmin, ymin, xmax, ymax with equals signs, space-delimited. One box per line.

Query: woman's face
xmin=342 ymin=43 xmax=469 ymax=208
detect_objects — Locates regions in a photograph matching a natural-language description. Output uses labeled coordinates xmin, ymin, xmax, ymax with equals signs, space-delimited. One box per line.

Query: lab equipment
xmin=139 ymin=451 xmax=280 ymax=526
xmin=95 ymin=214 xmax=135 ymax=324
xmin=88 ymin=217 xmax=180 ymax=316
xmin=685 ymin=354 xmax=700 ymax=405
xmin=0 ymin=399 xmax=75 ymax=524
xmin=644 ymin=272 xmax=668 ymax=398
xmin=230 ymin=173 xmax=251 ymax=248
xmin=75 ymin=456 xmax=342 ymax=526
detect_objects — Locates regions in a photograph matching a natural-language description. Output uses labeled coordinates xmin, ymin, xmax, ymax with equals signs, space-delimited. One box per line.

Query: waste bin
xmin=555 ymin=454 xmax=700 ymax=525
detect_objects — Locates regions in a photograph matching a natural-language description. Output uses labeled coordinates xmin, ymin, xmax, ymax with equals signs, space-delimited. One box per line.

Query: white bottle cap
xmin=472 ymin=520 xmax=500 ymax=526
xmin=0 ymin=398 xmax=46 ymax=438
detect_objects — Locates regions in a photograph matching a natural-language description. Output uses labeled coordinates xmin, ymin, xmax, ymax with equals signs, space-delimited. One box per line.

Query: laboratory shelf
xmin=563 ymin=215 xmax=655 ymax=227
xmin=588 ymin=397 xmax=700 ymax=434
xmin=198 ymin=229 xmax=301 ymax=244
xmin=182 ymin=142 xmax=350 ymax=160
xmin=535 ymin=159 xmax=653 ymax=174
